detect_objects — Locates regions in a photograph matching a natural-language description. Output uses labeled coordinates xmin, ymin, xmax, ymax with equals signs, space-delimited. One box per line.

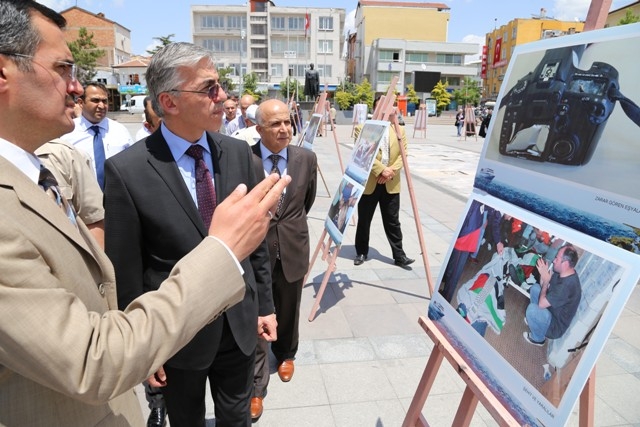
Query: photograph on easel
xmin=478 ymin=24 xmax=640 ymax=253
xmin=345 ymin=120 xmax=389 ymax=185
xmin=424 ymin=24 xmax=640 ymax=426
xmin=429 ymin=195 xmax=636 ymax=426
xmin=325 ymin=175 xmax=363 ymax=245
xmin=297 ymin=113 xmax=323 ymax=150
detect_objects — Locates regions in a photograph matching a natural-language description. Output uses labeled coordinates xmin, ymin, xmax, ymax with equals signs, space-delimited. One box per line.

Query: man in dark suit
xmin=249 ymin=99 xmax=317 ymax=420
xmin=104 ymin=42 xmax=276 ymax=427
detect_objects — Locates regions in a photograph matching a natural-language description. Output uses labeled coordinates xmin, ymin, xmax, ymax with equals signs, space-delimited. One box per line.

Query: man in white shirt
xmin=226 ymin=94 xmax=255 ymax=135
xmin=134 ymin=96 xmax=161 ymax=141
xmin=61 ymin=81 xmax=132 ymax=189
xmin=223 ymin=98 xmax=238 ymax=134
xmin=231 ymin=104 xmax=261 ymax=145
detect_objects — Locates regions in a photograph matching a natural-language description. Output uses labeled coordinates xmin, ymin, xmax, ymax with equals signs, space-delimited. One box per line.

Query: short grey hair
xmin=146 ymin=42 xmax=216 ymax=117
xmin=0 ymin=0 xmax=66 ymax=73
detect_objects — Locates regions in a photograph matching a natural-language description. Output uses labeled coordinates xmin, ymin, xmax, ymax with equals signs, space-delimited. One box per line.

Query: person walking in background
xmin=249 ymin=99 xmax=317 ymax=420
xmin=61 ymin=81 xmax=132 ymax=190
xmin=0 ymin=2 xmax=288 ymax=425
xmin=455 ymin=108 xmax=464 ymax=137
xmin=353 ymin=99 xmax=414 ymax=268
xmin=134 ymin=96 xmax=162 ymax=141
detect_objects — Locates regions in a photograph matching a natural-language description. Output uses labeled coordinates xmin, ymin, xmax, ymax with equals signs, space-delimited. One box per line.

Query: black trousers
xmin=162 ymin=316 xmax=254 ymax=427
xmin=355 ymin=183 xmax=406 ymax=260
xmin=253 ymin=259 xmax=303 ymax=398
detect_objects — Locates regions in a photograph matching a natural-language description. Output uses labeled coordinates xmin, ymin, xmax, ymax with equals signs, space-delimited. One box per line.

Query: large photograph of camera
xmin=498 ymin=45 xmax=638 ymax=166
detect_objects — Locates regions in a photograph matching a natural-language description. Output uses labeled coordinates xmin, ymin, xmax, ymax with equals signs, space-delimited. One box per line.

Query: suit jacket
xmin=354 ymin=124 xmax=407 ymax=195
xmin=0 ymin=156 xmax=244 ymax=426
xmin=252 ymin=143 xmax=317 ymax=282
xmin=104 ymin=129 xmax=273 ymax=370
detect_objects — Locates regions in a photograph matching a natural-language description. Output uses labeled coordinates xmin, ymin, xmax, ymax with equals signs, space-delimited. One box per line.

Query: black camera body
xmin=499 ymin=46 xmax=619 ymax=165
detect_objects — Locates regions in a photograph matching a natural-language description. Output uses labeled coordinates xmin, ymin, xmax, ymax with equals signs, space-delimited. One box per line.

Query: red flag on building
xmin=493 ymin=37 xmax=502 ymax=65
xmin=305 ymin=12 xmax=310 ymax=37
xmin=481 ymin=45 xmax=488 ymax=79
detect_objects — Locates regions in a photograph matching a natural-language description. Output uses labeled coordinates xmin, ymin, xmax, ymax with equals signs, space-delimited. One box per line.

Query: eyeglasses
xmin=168 ymin=84 xmax=220 ymax=102
xmin=0 ymin=52 xmax=79 ymax=82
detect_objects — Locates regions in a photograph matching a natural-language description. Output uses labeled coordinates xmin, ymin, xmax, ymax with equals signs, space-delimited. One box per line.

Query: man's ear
xmin=0 ymin=56 xmax=15 ymax=94
xmin=157 ymin=92 xmax=177 ymax=116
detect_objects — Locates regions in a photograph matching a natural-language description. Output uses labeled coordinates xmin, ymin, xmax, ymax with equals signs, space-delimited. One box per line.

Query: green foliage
xmin=217 ymin=66 xmax=236 ymax=93
xmin=240 ymin=72 xmax=264 ymax=101
xmin=353 ymin=78 xmax=374 ymax=110
xmin=146 ymin=34 xmax=175 ymax=56
xmin=619 ymin=9 xmax=640 ymax=25
xmin=452 ymin=77 xmax=481 ymax=107
xmin=405 ymin=84 xmax=420 ymax=105
xmin=279 ymin=78 xmax=303 ymax=100
xmin=67 ymin=27 xmax=104 ymax=84
xmin=430 ymin=80 xmax=452 ymax=114
xmin=334 ymin=90 xmax=354 ymax=110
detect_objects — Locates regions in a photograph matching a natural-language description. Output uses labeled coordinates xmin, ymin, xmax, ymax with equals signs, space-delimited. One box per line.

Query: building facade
xmin=191 ymin=1 xmax=346 ymax=98
xmin=483 ymin=11 xmax=584 ymax=100
xmin=605 ymin=1 xmax=640 ymax=27
xmin=61 ymin=6 xmax=133 ymax=109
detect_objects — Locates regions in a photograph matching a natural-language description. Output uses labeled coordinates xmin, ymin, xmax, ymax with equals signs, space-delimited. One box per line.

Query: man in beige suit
xmin=0 ymin=2 xmax=288 ymax=426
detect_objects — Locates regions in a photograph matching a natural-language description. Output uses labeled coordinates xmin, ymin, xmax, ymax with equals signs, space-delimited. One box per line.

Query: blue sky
xmin=41 ymin=0 xmax=632 ymax=57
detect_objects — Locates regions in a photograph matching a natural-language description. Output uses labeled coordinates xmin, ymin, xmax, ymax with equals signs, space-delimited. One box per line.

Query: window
xmin=271 ymin=16 xmax=285 ymax=30
xmin=406 ymin=52 xmax=428 ymax=63
xmin=289 ymin=16 xmax=305 ymax=30
xmin=377 ymin=71 xmax=394 ymax=83
xmin=291 ymin=64 xmax=306 ymax=78
xmin=512 ymin=27 xmax=517 ymax=40
xmin=271 ymin=63 xmax=283 ymax=77
xmin=229 ymin=38 xmax=244 ymax=53
xmin=446 ymin=76 xmax=460 ymax=86
xmin=229 ymin=63 xmax=246 ymax=76
xmin=318 ymin=39 xmax=333 ymax=54
xmin=254 ymin=2 xmax=267 ymax=12
xmin=290 ymin=39 xmax=307 ymax=54
xmin=271 ymin=39 xmax=286 ymax=54
xmin=202 ymin=39 xmax=224 ymax=52
xmin=201 ymin=15 xmax=225 ymax=29
xmin=435 ymin=53 xmax=462 ymax=65
xmin=319 ymin=16 xmax=333 ymax=31
xmin=252 ymin=47 xmax=268 ymax=59
xmin=251 ymin=24 xmax=266 ymax=35
xmin=317 ymin=64 xmax=332 ymax=78
xmin=227 ymin=16 xmax=246 ymax=29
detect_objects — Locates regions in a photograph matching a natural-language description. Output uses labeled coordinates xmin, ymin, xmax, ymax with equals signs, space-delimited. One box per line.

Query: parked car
xmin=120 ymin=95 xmax=146 ymax=115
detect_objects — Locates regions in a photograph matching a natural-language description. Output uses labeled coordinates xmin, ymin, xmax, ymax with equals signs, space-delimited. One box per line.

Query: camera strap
xmin=609 ymin=86 xmax=640 ymax=128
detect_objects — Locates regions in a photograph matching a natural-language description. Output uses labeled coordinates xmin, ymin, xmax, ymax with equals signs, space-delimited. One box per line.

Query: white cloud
xmin=552 ymin=0 xmax=591 ymax=21
xmin=344 ymin=9 xmax=356 ymax=37
xmin=38 ymin=0 xmax=73 ymax=11
xmin=462 ymin=34 xmax=484 ymax=63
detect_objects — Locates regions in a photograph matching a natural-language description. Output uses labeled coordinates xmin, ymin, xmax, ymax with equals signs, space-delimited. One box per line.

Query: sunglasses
xmin=168 ymin=83 xmax=220 ymax=101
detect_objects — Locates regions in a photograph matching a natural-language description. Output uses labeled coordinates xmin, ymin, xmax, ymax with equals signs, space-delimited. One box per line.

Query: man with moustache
xmin=227 ymin=94 xmax=255 ymax=135
xmin=104 ymin=42 xmax=277 ymax=426
xmin=223 ymin=98 xmax=238 ymax=134
xmin=0 ymin=2 xmax=288 ymax=425
xmin=250 ymin=99 xmax=317 ymax=420
xmin=61 ymin=81 xmax=132 ymax=190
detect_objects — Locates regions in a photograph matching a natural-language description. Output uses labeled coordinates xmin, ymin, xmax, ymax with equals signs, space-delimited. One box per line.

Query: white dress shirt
xmin=61 ymin=116 xmax=133 ymax=177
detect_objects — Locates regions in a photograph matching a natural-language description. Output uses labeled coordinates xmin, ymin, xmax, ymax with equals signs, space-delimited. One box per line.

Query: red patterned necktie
xmin=185 ymin=144 xmax=216 ymax=229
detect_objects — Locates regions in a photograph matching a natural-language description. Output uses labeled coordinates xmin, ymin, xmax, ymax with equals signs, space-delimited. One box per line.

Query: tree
xmin=452 ymin=77 xmax=481 ymax=107
xmin=405 ymin=84 xmax=420 ymax=105
xmin=278 ymin=78 xmax=303 ymax=100
xmin=430 ymin=80 xmax=452 ymax=115
xmin=67 ymin=27 xmax=105 ymax=84
xmin=217 ymin=66 xmax=236 ymax=94
xmin=353 ymin=78 xmax=374 ymax=111
xmin=334 ymin=90 xmax=354 ymax=110
xmin=146 ymin=34 xmax=175 ymax=56
xmin=618 ymin=9 xmax=640 ymax=25
xmin=241 ymin=72 xmax=264 ymax=101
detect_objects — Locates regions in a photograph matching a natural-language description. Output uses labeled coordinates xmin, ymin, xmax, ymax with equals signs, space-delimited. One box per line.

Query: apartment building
xmin=191 ymin=0 xmax=346 ymax=97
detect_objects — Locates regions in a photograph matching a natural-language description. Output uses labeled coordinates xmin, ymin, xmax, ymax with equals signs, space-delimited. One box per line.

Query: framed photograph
xmin=297 ymin=113 xmax=323 ymax=150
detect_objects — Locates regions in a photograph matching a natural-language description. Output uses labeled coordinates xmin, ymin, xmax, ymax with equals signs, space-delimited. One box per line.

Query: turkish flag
xmin=305 ymin=13 xmax=310 ymax=37
xmin=493 ymin=37 xmax=502 ymax=64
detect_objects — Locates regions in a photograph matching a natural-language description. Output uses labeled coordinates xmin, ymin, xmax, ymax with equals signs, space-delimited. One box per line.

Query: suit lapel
xmin=0 ymin=156 xmax=96 ymax=259
xmin=145 ymin=131 xmax=206 ymax=235
xmin=207 ymin=132 xmax=227 ymax=202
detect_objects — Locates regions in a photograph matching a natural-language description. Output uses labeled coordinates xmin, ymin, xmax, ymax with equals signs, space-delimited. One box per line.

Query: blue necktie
xmin=90 ymin=125 xmax=106 ymax=190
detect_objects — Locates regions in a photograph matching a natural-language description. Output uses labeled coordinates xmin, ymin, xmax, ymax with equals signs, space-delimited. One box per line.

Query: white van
xmin=122 ymin=95 xmax=147 ymax=115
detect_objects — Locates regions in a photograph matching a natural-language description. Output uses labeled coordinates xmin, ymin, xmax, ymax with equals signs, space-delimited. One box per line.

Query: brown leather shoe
xmin=277 ymin=359 xmax=295 ymax=382
xmin=250 ymin=397 xmax=263 ymax=420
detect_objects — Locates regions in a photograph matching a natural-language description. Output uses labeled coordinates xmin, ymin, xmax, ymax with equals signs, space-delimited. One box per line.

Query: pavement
xmin=117 ymin=117 xmax=640 ymax=427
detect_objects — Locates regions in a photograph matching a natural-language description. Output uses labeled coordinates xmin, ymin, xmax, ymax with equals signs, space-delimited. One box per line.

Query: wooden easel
xmin=402 ymin=1 xmax=609 ymax=424
xmin=463 ymin=105 xmax=477 ymax=141
xmin=402 ymin=317 xmax=596 ymax=427
xmin=307 ymin=77 xmax=435 ymax=321
xmin=413 ymin=105 xmax=427 ymax=139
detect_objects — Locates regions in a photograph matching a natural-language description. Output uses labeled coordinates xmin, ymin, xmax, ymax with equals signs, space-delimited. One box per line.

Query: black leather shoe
xmin=394 ymin=256 xmax=415 ymax=267
xmin=354 ymin=254 xmax=367 ymax=266
xmin=147 ymin=407 xmax=167 ymax=427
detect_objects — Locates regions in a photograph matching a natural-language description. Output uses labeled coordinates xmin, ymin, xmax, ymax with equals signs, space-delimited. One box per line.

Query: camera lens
xmin=551 ymin=138 xmax=576 ymax=160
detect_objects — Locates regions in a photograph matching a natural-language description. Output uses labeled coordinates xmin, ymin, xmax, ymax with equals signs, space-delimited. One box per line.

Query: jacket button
xmin=98 ymin=283 xmax=105 ymax=295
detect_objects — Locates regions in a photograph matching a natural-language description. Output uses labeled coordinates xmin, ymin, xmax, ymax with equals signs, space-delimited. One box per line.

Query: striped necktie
xmin=185 ymin=144 xmax=217 ymax=229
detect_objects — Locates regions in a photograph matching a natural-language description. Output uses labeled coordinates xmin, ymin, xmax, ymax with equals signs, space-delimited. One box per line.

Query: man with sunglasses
xmin=61 ymin=81 xmax=133 ymax=190
xmin=103 ymin=42 xmax=276 ymax=426
xmin=0 ymin=2 xmax=288 ymax=426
